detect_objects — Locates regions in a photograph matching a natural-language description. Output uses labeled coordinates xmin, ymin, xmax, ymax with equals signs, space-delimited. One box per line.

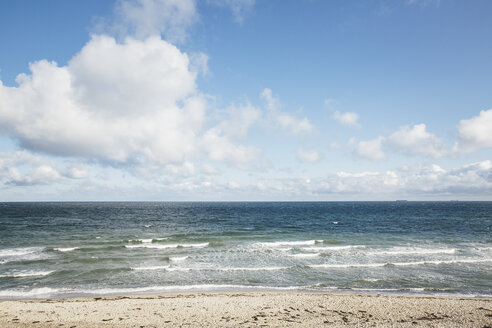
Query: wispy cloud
xmin=207 ymin=0 xmax=255 ymax=24
xmin=333 ymin=111 xmax=360 ymax=127
xmin=406 ymin=0 xmax=441 ymax=7
xmin=261 ymin=88 xmax=315 ymax=135
xmin=297 ymin=149 xmax=320 ymax=163
xmin=113 ymin=0 xmax=198 ymax=43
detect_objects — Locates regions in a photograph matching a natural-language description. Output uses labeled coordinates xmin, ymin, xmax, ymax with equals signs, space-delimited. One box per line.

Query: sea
xmin=0 ymin=202 xmax=491 ymax=299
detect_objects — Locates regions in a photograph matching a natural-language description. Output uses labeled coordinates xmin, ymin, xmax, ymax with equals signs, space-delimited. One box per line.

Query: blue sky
xmin=0 ymin=0 xmax=491 ymax=200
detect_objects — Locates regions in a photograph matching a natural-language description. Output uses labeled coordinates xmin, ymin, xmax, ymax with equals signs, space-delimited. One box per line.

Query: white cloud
xmin=355 ymin=137 xmax=385 ymax=160
xmin=297 ymin=149 xmax=319 ymax=163
xmin=208 ymin=0 xmax=255 ymax=24
xmin=189 ymin=52 xmax=210 ymax=76
xmin=260 ymin=88 xmax=279 ymax=112
xmin=275 ymin=113 xmax=314 ymax=135
xmin=329 ymin=141 xmax=340 ymax=149
xmin=386 ymin=124 xmax=446 ymax=158
xmin=403 ymin=160 xmax=492 ymax=194
xmin=455 ymin=109 xmax=492 ymax=152
xmin=70 ymin=35 xmax=196 ymax=115
xmin=0 ymin=35 xmax=260 ymax=171
xmin=260 ymin=88 xmax=315 ymax=135
xmin=250 ymin=160 xmax=492 ymax=198
xmin=0 ymin=151 xmax=86 ymax=186
xmin=355 ymin=124 xmax=446 ymax=160
xmin=200 ymin=128 xmax=262 ymax=170
xmin=217 ymin=103 xmax=261 ymax=140
xmin=332 ymin=110 xmax=359 ymax=127
xmin=114 ymin=0 xmax=197 ymax=43
xmin=406 ymin=0 xmax=441 ymax=7
xmin=323 ymin=98 xmax=337 ymax=111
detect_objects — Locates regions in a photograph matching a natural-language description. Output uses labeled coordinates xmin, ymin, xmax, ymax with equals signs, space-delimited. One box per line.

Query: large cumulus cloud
xmin=0 ymin=35 xmax=259 ymax=169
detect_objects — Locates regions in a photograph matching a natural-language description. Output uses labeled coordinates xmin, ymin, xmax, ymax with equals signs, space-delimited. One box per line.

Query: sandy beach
xmin=0 ymin=292 xmax=490 ymax=327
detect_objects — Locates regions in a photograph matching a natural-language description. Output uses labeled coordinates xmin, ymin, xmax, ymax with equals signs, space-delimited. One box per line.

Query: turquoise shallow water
xmin=0 ymin=202 xmax=491 ymax=299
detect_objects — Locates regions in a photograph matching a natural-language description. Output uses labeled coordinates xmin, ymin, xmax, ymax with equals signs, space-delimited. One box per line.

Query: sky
xmin=0 ymin=0 xmax=491 ymax=201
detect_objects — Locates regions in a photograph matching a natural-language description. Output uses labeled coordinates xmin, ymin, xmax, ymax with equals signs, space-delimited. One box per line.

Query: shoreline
xmin=1 ymin=285 xmax=491 ymax=301
xmin=1 ymin=291 xmax=490 ymax=327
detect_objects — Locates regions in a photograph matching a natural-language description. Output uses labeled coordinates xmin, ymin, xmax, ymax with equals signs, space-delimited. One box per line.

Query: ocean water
xmin=0 ymin=201 xmax=491 ymax=299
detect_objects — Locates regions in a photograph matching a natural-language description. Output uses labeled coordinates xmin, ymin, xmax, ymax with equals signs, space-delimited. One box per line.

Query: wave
xmin=222 ymin=247 xmax=293 ymax=254
xmin=214 ymin=266 xmax=289 ymax=272
xmin=0 ymin=247 xmax=41 ymax=257
xmin=133 ymin=265 xmax=290 ymax=272
xmin=53 ymin=247 xmax=79 ymax=252
xmin=0 ymin=284 xmax=488 ymax=299
xmin=125 ymin=242 xmax=209 ymax=249
xmin=309 ymin=258 xmax=492 ymax=269
xmin=301 ymin=245 xmax=366 ymax=252
xmin=0 ymin=284 xmax=312 ymax=299
xmin=310 ymin=263 xmax=386 ymax=269
xmin=0 ymin=270 xmax=54 ymax=278
xmin=367 ymin=248 xmax=456 ymax=256
xmin=390 ymin=259 xmax=492 ymax=266
xmin=132 ymin=258 xmax=492 ymax=273
xmin=131 ymin=265 xmax=170 ymax=271
xmin=0 ymin=287 xmax=66 ymax=298
xmin=170 ymin=256 xmax=188 ymax=262
xmin=255 ymin=240 xmax=323 ymax=247
xmin=289 ymin=253 xmax=321 ymax=258
xmin=130 ymin=238 xmax=168 ymax=243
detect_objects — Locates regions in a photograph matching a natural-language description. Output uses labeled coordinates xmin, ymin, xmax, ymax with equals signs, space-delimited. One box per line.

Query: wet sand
xmin=0 ymin=292 xmax=491 ymax=327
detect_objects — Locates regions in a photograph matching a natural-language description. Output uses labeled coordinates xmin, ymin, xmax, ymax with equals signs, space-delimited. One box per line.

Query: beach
xmin=1 ymin=292 xmax=491 ymax=327
xmin=1 ymin=202 xmax=491 ymax=327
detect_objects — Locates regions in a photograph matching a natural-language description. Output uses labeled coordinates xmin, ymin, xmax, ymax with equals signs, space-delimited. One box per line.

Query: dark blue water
xmin=0 ymin=202 xmax=490 ymax=299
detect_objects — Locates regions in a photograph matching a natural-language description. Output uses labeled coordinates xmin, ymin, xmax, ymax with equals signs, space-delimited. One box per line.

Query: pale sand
xmin=0 ymin=292 xmax=491 ymax=327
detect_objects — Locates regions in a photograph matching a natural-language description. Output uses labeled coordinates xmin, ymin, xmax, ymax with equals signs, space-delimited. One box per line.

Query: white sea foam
xmin=215 ymin=266 xmax=289 ymax=271
xmin=301 ymin=245 xmax=366 ymax=252
xmin=289 ymin=253 xmax=321 ymax=258
xmin=131 ymin=265 xmax=169 ymax=271
xmin=164 ymin=267 xmax=192 ymax=272
xmin=367 ymin=248 xmax=456 ymax=256
xmin=125 ymin=242 xmax=209 ymax=249
xmin=131 ymin=238 xmax=167 ymax=243
xmin=0 ymin=287 xmax=66 ymax=298
xmin=0 ymin=270 xmax=54 ymax=278
xmin=170 ymin=256 xmax=188 ymax=262
xmin=390 ymin=259 xmax=492 ymax=266
xmin=0 ymin=284 xmax=311 ymax=299
xmin=255 ymin=240 xmax=322 ymax=247
xmin=309 ymin=258 xmax=492 ymax=269
xmin=0 ymin=247 xmax=41 ymax=257
xmin=54 ymin=247 xmax=78 ymax=252
xmin=0 ymin=284 xmax=486 ymax=299
xmin=310 ymin=263 xmax=386 ymax=269
xmin=150 ymin=266 xmax=290 ymax=272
